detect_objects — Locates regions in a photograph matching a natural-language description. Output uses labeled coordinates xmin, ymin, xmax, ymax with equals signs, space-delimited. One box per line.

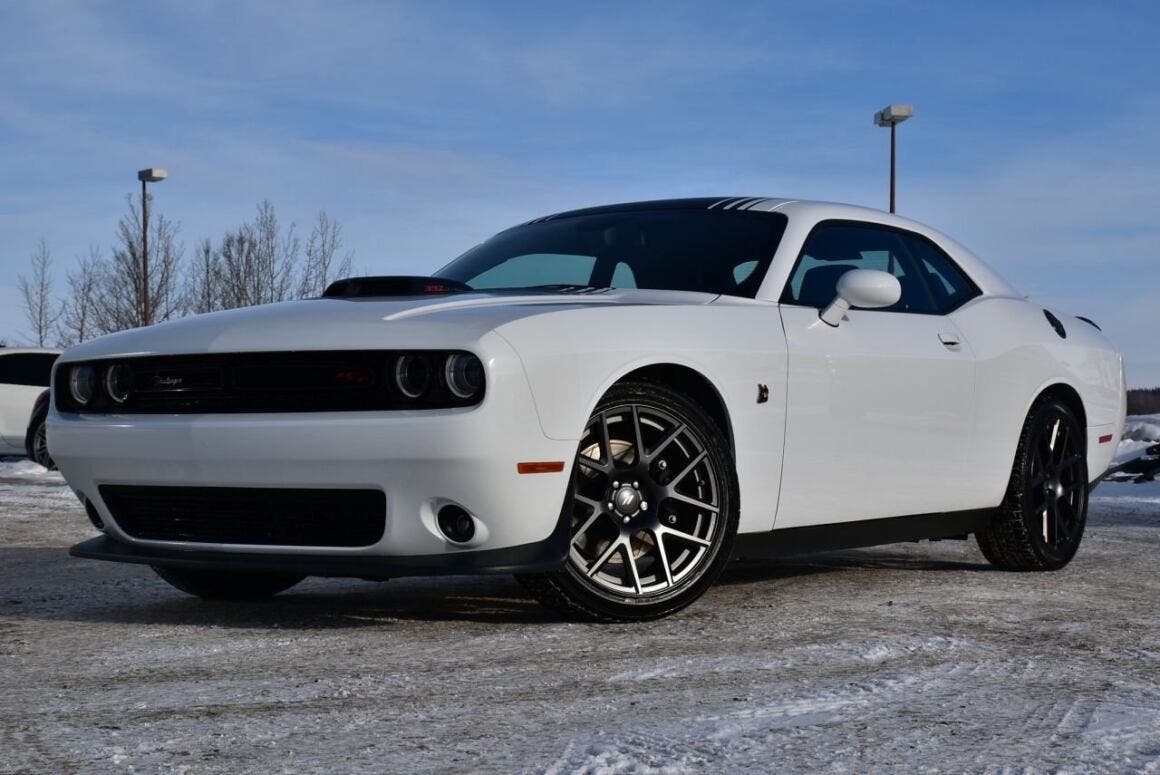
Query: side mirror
xmin=818 ymin=269 xmax=901 ymax=327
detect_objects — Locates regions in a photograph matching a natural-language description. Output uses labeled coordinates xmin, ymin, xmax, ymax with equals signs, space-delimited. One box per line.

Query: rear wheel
xmin=977 ymin=398 xmax=1088 ymax=570
xmin=518 ymin=380 xmax=739 ymax=621
xmin=152 ymin=566 xmax=304 ymax=600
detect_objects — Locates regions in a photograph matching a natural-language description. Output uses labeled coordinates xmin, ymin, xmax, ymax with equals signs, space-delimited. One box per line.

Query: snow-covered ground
xmin=0 ymin=421 xmax=1157 ymax=773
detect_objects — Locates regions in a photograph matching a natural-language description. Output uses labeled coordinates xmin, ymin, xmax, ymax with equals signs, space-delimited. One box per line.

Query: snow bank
xmin=1098 ymin=414 xmax=1160 ymax=506
xmin=1112 ymin=415 xmax=1160 ymax=466
xmin=1123 ymin=414 xmax=1160 ymax=442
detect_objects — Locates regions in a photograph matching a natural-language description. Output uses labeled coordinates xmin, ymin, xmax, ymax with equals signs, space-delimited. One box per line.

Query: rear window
xmin=0 ymin=353 xmax=59 ymax=387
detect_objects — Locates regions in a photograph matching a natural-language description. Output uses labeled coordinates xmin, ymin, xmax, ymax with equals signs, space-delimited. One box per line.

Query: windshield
xmin=438 ymin=209 xmax=788 ymax=298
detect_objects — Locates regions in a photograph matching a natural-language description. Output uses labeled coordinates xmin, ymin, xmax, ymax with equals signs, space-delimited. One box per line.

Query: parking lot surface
xmin=1 ymin=459 xmax=1158 ymax=773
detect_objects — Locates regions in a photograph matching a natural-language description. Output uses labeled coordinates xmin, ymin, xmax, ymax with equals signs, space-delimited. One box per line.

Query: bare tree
xmin=214 ymin=200 xmax=302 ymax=309
xmin=93 ymin=193 xmax=184 ymax=334
xmin=185 ymin=238 xmax=221 ymax=314
xmin=184 ymin=202 xmax=356 ymax=314
xmin=18 ymin=239 xmax=59 ymax=347
xmin=57 ymin=247 xmax=103 ymax=347
xmin=299 ymin=209 xmax=353 ymax=297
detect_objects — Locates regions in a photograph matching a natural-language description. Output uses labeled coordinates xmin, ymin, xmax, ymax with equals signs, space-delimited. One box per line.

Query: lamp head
xmin=874 ymin=104 xmax=914 ymax=127
xmin=137 ymin=168 xmax=168 ymax=183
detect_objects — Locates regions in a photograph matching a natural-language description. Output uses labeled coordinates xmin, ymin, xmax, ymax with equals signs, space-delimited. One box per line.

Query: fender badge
xmin=757 ymin=384 xmax=769 ymax=404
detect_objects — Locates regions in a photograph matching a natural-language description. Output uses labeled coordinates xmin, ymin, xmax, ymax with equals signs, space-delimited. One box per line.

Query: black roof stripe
xmin=516 ymin=197 xmax=781 ymax=226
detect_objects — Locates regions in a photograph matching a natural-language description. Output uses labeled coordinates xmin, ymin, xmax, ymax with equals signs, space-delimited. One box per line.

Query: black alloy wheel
xmin=977 ymin=398 xmax=1089 ymax=570
xmin=518 ymin=380 xmax=739 ymax=621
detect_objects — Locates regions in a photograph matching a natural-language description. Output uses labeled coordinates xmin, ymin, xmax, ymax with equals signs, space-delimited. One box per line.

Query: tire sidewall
xmin=1020 ymin=400 xmax=1088 ymax=568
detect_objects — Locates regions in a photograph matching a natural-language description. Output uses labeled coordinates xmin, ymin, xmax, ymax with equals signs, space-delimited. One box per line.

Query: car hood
xmin=59 ymin=289 xmax=719 ymax=360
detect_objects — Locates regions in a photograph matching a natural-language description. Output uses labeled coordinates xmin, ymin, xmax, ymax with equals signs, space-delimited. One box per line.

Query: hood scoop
xmin=323 ymin=276 xmax=472 ymax=299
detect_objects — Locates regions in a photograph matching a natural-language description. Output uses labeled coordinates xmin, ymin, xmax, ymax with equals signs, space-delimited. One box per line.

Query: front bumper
xmin=71 ymin=519 xmax=570 ymax=578
xmin=50 ymin=349 xmax=578 ymax=572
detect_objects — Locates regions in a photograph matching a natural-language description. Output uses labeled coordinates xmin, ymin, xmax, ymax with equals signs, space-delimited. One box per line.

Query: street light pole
xmin=136 ymin=167 xmax=168 ymax=326
xmin=889 ymin=122 xmax=897 ymax=214
xmin=873 ymin=105 xmax=913 ymax=214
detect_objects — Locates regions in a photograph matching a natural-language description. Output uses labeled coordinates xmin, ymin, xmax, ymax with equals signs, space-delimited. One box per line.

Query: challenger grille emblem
xmin=153 ymin=375 xmax=184 ymax=389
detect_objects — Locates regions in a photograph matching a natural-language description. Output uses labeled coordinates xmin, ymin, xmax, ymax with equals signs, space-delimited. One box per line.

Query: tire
xmin=517 ymin=380 xmax=739 ymax=621
xmin=25 ymin=410 xmax=55 ymax=470
xmin=976 ymin=398 xmax=1089 ymax=571
xmin=152 ymin=566 xmax=304 ymax=600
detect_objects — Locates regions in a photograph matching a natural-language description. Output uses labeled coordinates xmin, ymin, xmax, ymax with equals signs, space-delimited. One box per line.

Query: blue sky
xmin=2 ymin=1 xmax=1158 ymax=384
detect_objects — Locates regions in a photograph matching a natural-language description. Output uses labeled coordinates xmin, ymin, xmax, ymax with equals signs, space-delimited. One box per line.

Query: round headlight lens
xmin=394 ymin=354 xmax=432 ymax=399
xmin=105 ymin=364 xmax=133 ymax=404
xmin=445 ymin=353 xmax=484 ymax=399
xmin=69 ymin=365 xmax=96 ymax=405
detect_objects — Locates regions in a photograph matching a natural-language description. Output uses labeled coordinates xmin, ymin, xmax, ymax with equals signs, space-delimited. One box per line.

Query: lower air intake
xmin=99 ymin=485 xmax=386 ymax=547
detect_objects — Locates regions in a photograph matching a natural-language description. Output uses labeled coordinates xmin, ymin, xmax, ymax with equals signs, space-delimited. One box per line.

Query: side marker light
xmin=517 ymin=461 xmax=566 ymax=474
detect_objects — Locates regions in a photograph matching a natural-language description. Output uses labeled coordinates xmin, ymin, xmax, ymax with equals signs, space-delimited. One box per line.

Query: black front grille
xmin=54 ymin=350 xmax=483 ymax=414
xmin=100 ymin=485 xmax=386 ymax=547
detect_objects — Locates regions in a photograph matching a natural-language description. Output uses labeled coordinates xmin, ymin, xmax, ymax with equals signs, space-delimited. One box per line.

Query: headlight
xmin=105 ymin=364 xmax=133 ymax=404
xmin=394 ymin=354 xmax=433 ymax=399
xmin=444 ymin=353 xmax=484 ymax=399
xmin=69 ymin=365 xmax=96 ymax=405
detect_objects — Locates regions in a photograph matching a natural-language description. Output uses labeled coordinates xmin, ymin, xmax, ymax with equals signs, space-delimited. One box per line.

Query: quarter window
xmin=895 ymin=232 xmax=980 ymax=313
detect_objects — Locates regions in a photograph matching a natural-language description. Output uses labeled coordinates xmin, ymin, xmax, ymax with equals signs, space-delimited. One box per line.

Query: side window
xmin=781 ymin=223 xmax=937 ymax=314
xmin=0 ymin=353 xmax=57 ymax=387
xmin=468 ymin=253 xmax=596 ymax=289
xmin=896 ymin=233 xmax=979 ymax=313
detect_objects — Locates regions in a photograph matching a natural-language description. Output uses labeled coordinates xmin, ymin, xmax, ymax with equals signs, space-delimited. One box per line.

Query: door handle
xmin=938 ymin=331 xmax=961 ymax=347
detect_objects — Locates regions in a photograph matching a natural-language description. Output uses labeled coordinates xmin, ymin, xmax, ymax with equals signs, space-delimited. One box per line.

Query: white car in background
xmin=0 ymin=348 xmax=59 ymax=457
xmin=50 ymin=198 xmax=1126 ymax=621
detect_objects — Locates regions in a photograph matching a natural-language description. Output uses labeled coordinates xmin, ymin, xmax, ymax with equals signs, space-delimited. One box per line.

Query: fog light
xmin=436 ymin=505 xmax=475 ymax=543
xmin=84 ymin=499 xmax=105 ymax=531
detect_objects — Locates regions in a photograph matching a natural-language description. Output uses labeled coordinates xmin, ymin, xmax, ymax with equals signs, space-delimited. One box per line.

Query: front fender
xmin=494 ymin=303 xmax=789 ymax=533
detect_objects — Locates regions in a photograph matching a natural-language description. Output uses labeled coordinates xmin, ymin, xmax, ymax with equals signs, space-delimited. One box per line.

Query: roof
xmin=516 ymin=196 xmax=1021 ymax=300
xmin=0 ymin=347 xmax=61 ymax=356
xmin=523 ymin=197 xmax=794 ymax=224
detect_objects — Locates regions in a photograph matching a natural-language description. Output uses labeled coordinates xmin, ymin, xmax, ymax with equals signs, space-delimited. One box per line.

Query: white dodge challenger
xmin=51 ymin=197 xmax=1126 ymax=620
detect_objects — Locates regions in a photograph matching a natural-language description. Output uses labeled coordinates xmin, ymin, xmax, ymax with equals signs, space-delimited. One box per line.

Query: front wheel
xmin=976 ymin=398 xmax=1089 ymax=570
xmin=152 ymin=566 xmax=304 ymax=600
xmin=27 ymin=412 xmax=55 ymax=470
xmin=518 ymin=380 xmax=739 ymax=621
